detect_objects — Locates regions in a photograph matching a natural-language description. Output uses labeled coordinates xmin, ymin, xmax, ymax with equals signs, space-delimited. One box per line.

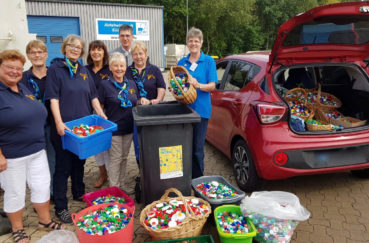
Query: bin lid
xmin=133 ymin=103 xmax=201 ymax=126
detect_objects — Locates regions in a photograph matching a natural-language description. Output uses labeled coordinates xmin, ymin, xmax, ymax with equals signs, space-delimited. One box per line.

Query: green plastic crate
xmin=214 ymin=205 xmax=257 ymax=243
xmin=146 ymin=235 xmax=215 ymax=243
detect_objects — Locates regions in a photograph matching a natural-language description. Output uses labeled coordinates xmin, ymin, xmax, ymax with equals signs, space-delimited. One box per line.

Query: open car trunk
xmin=274 ymin=64 xmax=369 ymax=133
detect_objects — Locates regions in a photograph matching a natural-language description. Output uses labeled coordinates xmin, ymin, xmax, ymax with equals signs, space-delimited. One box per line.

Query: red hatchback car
xmin=207 ymin=1 xmax=369 ymax=192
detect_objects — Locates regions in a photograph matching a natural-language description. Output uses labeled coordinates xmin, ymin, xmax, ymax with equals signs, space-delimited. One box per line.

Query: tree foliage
xmin=74 ymin=0 xmax=353 ymax=56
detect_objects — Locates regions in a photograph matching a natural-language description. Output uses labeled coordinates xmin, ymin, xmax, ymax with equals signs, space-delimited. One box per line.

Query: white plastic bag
xmin=36 ymin=230 xmax=79 ymax=243
xmin=241 ymin=191 xmax=310 ymax=221
xmin=240 ymin=191 xmax=310 ymax=243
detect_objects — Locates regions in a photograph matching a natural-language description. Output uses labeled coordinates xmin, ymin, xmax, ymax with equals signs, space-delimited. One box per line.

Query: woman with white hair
xmin=98 ymin=52 xmax=142 ymax=192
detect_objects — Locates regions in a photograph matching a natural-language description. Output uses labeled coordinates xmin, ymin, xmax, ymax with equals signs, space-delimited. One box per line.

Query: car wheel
xmin=351 ymin=169 xmax=369 ymax=178
xmin=232 ymin=139 xmax=259 ymax=192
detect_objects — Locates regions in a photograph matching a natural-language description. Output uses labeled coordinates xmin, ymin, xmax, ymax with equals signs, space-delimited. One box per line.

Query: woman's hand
xmin=56 ymin=121 xmax=70 ymax=136
xmin=140 ymin=97 xmax=151 ymax=105
xmin=0 ymin=153 xmax=7 ymax=173
xmin=188 ymin=76 xmax=200 ymax=89
xmin=96 ymin=110 xmax=108 ymax=120
xmin=150 ymin=99 xmax=160 ymax=105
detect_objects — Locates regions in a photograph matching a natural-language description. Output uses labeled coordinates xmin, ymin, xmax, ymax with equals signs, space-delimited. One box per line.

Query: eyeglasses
xmin=67 ymin=44 xmax=83 ymax=51
xmin=1 ymin=64 xmax=23 ymax=72
xmin=28 ymin=51 xmax=45 ymax=56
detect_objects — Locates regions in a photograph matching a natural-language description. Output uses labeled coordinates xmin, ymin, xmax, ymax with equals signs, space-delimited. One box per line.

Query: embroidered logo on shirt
xmin=129 ymin=88 xmax=135 ymax=94
xmin=80 ymin=73 xmax=88 ymax=80
xmin=100 ymin=73 xmax=108 ymax=79
xmin=147 ymin=74 xmax=155 ymax=80
xmin=26 ymin=94 xmax=36 ymax=101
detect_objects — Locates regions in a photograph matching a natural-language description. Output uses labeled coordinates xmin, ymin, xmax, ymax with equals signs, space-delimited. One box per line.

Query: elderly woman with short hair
xmin=0 ymin=49 xmax=64 ymax=243
xmin=98 ymin=52 xmax=141 ymax=192
xmin=45 ymin=34 xmax=106 ymax=224
xmin=178 ymin=27 xmax=218 ymax=179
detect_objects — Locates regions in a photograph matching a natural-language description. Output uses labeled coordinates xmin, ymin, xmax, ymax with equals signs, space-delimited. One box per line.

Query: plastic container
xmin=146 ymin=235 xmax=215 ymax=243
xmin=82 ymin=186 xmax=135 ymax=208
xmin=72 ymin=203 xmax=134 ymax=243
xmin=62 ymin=115 xmax=117 ymax=159
xmin=191 ymin=176 xmax=246 ymax=209
xmin=214 ymin=205 xmax=257 ymax=243
xmin=133 ymin=102 xmax=201 ymax=205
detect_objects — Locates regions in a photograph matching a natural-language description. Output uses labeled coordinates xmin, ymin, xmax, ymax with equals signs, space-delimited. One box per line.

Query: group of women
xmin=0 ymin=27 xmax=217 ymax=243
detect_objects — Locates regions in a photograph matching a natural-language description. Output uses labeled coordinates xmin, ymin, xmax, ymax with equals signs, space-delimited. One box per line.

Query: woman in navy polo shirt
xmin=98 ymin=52 xmax=140 ymax=193
xmin=178 ymin=27 xmax=218 ymax=179
xmin=20 ymin=40 xmax=56 ymax=201
xmin=125 ymin=41 xmax=166 ymax=166
xmin=86 ymin=40 xmax=111 ymax=188
xmin=45 ymin=34 xmax=106 ymax=224
xmin=0 ymin=50 xmax=64 ymax=243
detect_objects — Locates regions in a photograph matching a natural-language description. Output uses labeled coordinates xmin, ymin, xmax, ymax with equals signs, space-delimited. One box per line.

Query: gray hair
xmin=109 ymin=52 xmax=126 ymax=67
xmin=186 ymin=27 xmax=203 ymax=43
xmin=61 ymin=34 xmax=85 ymax=57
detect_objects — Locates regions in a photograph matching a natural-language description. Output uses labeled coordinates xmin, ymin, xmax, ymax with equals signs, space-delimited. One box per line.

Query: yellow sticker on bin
xmin=159 ymin=145 xmax=183 ymax=179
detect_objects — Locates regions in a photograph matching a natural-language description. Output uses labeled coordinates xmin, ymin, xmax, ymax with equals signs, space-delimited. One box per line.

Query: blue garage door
xmin=27 ymin=16 xmax=80 ymax=66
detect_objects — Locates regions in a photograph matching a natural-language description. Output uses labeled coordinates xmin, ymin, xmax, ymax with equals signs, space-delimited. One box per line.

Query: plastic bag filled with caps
xmin=240 ymin=191 xmax=310 ymax=243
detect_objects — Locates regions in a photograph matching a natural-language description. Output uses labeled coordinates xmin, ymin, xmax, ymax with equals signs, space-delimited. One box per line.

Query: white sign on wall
xmin=96 ymin=18 xmax=149 ymax=41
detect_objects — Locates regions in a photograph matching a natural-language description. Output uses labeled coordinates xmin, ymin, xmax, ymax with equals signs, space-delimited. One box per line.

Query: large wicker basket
xmin=333 ymin=117 xmax=367 ymax=128
xmin=169 ymin=66 xmax=197 ymax=104
xmin=306 ymin=120 xmax=333 ymax=131
xmin=316 ymin=84 xmax=342 ymax=109
xmin=285 ymin=88 xmax=314 ymax=120
xmin=314 ymin=106 xmax=344 ymax=124
xmin=140 ymin=188 xmax=211 ymax=241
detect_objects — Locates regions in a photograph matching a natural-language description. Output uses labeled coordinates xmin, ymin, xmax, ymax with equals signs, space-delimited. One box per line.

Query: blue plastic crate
xmin=62 ymin=115 xmax=117 ymax=159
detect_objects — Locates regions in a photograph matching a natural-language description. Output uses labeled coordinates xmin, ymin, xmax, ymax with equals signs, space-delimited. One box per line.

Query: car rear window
xmin=283 ymin=15 xmax=369 ymax=46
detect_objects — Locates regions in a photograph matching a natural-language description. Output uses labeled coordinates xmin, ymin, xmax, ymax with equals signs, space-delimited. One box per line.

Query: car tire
xmin=232 ymin=139 xmax=259 ymax=192
xmin=351 ymin=169 xmax=369 ymax=178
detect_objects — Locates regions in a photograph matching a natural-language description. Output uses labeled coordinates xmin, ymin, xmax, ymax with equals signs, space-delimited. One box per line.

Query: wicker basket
xmin=316 ymin=84 xmax=342 ymax=109
xmin=284 ymin=88 xmax=307 ymax=103
xmin=333 ymin=117 xmax=367 ymax=128
xmin=140 ymin=188 xmax=211 ymax=241
xmin=314 ymin=107 xmax=344 ymax=124
xmin=306 ymin=120 xmax=333 ymax=131
xmin=169 ymin=66 xmax=197 ymax=105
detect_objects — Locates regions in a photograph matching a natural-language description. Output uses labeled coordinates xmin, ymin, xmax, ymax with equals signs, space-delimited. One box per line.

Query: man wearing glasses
xmin=110 ymin=24 xmax=134 ymax=66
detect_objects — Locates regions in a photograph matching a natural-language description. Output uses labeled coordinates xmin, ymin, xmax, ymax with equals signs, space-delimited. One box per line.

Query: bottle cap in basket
xmin=147 ymin=211 xmax=157 ymax=218
xmin=191 ymin=198 xmax=199 ymax=204
xmin=168 ymin=220 xmax=177 ymax=227
xmin=156 ymin=203 xmax=164 ymax=208
xmin=211 ymin=181 xmax=219 ymax=187
xmin=169 ymin=200 xmax=180 ymax=206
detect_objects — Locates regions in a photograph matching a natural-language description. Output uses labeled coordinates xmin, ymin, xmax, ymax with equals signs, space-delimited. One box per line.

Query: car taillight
xmin=274 ymin=152 xmax=289 ymax=166
xmin=255 ymin=103 xmax=287 ymax=124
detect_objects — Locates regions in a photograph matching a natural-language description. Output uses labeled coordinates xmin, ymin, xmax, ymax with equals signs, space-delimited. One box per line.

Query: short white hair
xmin=109 ymin=52 xmax=126 ymax=67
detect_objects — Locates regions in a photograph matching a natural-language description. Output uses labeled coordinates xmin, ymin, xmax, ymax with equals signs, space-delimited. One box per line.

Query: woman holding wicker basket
xmin=178 ymin=27 xmax=218 ymax=179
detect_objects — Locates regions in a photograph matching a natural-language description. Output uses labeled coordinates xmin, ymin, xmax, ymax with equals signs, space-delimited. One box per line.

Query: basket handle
xmin=160 ymin=188 xmax=196 ymax=218
xmin=316 ymin=83 xmax=322 ymax=105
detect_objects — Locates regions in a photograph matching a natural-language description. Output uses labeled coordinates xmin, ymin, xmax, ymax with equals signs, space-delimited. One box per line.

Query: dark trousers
xmin=192 ymin=118 xmax=208 ymax=179
xmin=51 ymin=131 xmax=85 ymax=211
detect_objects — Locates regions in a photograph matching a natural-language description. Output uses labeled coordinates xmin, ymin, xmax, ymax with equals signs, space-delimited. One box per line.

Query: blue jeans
xmin=192 ymin=118 xmax=208 ymax=179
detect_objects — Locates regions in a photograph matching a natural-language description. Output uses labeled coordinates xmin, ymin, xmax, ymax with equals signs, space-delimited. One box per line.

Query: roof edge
xmin=26 ymin=0 xmax=164 ymax=9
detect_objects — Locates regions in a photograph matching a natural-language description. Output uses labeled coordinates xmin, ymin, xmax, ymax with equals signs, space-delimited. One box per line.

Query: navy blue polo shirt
xmin=45 ymin=58 xmax=98 ymax=122
xmin=178 ymin=52 xmax=217 ymax=118
xmin=20 ymin=68 xmax=47 ymax=103
xmin=125 ymin=61 xmax=166 ymax=100
xmin=85 ymin=64 xmax=111 ymax=89
xmin=0 ymin=82 xmax=47 ymax=158
xmin=98 ymin=77 xmax=139 ymax=135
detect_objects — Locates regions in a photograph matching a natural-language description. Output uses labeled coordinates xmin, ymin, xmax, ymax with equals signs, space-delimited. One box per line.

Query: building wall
xmin=0 ymin=0 xmax=36 ymax=69
xmin=26 ymin=0 xmax=164 ymax=68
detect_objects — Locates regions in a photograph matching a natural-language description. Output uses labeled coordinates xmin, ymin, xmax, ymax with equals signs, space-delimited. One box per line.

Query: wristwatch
xmin=198 ymin=84 xmax=202 ymax=90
